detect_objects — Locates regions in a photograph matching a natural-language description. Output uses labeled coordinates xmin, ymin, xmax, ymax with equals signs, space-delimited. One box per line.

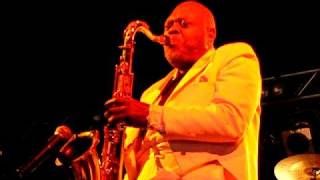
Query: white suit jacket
xmin=124 ymin=42 xmax=262 ymax=180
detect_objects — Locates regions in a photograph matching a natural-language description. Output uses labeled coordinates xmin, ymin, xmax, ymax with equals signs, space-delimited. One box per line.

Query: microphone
xmin=16 ymin=125 xmax=73 ymax=177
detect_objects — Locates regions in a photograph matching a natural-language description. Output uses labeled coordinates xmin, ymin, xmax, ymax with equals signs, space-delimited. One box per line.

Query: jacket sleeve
xmin=147 ymin=44 xmax=262 ymax=143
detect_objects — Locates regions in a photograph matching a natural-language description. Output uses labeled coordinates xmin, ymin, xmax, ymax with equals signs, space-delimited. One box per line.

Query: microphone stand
xmin=16 ymin=125 xmax=72 ymax=178
xmin=16 ymin=136 xmax=61 ymax=178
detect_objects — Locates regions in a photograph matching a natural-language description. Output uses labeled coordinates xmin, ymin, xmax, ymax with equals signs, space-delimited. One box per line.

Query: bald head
xmin=163 ymin=1 xmax=217 ymax=71
xmin=172 ymin=1 xmax=216 ymax=33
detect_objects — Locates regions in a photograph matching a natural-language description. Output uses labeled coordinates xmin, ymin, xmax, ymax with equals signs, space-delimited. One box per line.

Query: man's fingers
xmin=104 ymin=106 xmax=127 ymax=123
xmin=108 ymin=114 xmax=126 ymax=124
xmin=104 ymin=98 xmax=117 ymax=107
xmin=104 ymin=106 xmax=126 ymax=118
xmin=108 ymin=106 xmax=127 ymax=113
xmin=104 ymin=110 xmax=110 ymax=118
xmin=104 ymin=97 xmax=127 ymax=107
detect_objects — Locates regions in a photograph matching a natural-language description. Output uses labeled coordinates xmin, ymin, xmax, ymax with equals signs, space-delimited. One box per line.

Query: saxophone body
xmin=55 ymin=20 xmax=166 ymax=180
xmin=101 ymin=20 xmax=167 ymax=180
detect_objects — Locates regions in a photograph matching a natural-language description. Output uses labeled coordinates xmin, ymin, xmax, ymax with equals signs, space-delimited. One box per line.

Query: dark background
xmin=1 ymin=0 xmax=319 ymax=179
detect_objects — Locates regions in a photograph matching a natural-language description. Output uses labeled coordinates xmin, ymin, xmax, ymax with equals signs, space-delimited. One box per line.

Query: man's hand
xmin=104 ymin=97 xmax=149 ymax=128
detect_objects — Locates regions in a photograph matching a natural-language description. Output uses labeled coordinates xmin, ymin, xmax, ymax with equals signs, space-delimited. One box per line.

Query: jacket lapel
xmin=145 ymin=70 xmax=178 ymax=105
xmin=166 ymin=48 xmax=216 ymax=102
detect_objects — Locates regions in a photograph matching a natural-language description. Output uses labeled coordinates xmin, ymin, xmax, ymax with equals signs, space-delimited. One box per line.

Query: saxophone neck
xmin=140 ymin=28 xmax=168 ymax=45
xmin=123 ymin=20 xmax=169 ymax=46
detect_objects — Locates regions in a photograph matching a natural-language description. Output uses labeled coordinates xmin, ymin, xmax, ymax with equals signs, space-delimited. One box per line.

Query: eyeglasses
xmin=164 ymin=18 xmax=188 ymax=30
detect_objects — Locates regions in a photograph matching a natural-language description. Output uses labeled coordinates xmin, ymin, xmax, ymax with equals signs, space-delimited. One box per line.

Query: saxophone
xmin=55 ymin=20 xmax=166 ymax=180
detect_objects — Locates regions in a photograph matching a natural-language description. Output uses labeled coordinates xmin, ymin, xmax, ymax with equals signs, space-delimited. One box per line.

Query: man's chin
xmin=167 ymin=58 xmax=186 ymax=69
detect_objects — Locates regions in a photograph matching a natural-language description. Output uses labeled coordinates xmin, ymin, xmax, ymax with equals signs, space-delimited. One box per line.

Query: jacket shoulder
xmin=216 ymin=42 xmax=257 ymax=60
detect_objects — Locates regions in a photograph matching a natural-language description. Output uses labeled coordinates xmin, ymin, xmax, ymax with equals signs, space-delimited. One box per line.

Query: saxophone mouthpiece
xmin=157 ymin=35 xmax=170 ymax=46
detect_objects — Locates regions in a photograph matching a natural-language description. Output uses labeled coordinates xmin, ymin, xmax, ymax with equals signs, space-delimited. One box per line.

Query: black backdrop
xmin=1 ymin=0 xmax=319 ymax=179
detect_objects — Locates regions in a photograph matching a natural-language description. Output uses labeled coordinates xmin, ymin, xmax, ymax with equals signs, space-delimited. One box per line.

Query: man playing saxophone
xmin=104 ymin=1 xmax=262 ymax=179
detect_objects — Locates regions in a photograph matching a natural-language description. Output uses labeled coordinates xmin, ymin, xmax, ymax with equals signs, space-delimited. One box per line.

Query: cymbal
xmin=274 ymin=154 xmax=320 ymax=180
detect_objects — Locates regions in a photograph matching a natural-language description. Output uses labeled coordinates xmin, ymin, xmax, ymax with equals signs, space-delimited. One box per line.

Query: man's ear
xmin=207 ymin=27 xmax=216 ymax=43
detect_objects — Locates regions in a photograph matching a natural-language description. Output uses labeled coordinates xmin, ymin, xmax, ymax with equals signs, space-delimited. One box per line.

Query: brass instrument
xmin=55 ymin=20 xmax=166 ymax=180
xmin=55 ymin=130 xmax=101 ymax=180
